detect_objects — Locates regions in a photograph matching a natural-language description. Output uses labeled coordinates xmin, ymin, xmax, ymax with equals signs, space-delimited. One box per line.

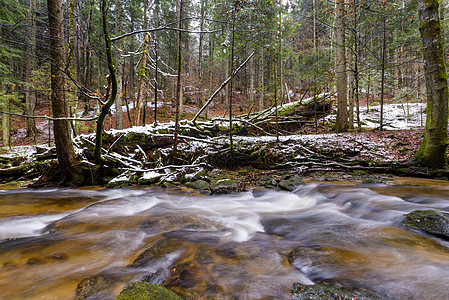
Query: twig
xmin=0 ymin=111 xmax=98 ymax=121
xmin=107 ymin=134 xmax=124 ymax=155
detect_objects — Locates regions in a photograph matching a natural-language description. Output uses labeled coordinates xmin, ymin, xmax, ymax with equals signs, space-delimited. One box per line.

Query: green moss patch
xmin=403 ymin=210 xmax=449 ymax=240
xmin=117 ymin=282 xmax=182 ymax=300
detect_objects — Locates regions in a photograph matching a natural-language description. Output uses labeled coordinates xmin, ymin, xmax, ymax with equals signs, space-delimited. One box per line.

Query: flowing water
xmin=1 ymin=181 xmax=449 ymax=299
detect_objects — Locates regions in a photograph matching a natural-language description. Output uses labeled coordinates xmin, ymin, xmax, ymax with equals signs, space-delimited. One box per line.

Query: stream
xmin=1 ymin=180 xmax=449 ymax=299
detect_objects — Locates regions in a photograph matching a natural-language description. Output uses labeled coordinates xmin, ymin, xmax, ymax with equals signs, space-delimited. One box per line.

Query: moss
xmin=117 ymin=282 xmax=182 ymax=300
xmin=292 ymin=283 xmax=380 ymax=300
xmin=210 ymin=179 xmax=237 ymax=194
xmin=185 ymin=180 xmax=210 ymax=190
xmin=278 ymin=174 xmax=303 ymax=191
xmin=403 ymin=210 xmax=449 ymax=240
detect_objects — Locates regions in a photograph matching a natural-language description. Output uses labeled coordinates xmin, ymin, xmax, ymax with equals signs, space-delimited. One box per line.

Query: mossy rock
xmin=117 ymin=282 xmax=182 ymax=300
xmin=291 ymin=283 xmax=380 ymax=300
xmin=278 ymin=175 xmax=303 ymax=191
xmin=138 ymin=171 xmax=163 ymax=185
xmin=106 ymin=171 xmax=139 ymax=188
xmin=403 ymin=210 xmax=449 ymax=240
xmin=185 ymin=180 xmax=210 ymax=190
xmin=360 ymin=178 xmax=377 ymax=184
xmin=210 ymin=179 xmax=237 ymax=194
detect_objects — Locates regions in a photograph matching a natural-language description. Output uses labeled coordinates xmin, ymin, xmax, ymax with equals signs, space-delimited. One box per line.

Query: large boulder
xmin=403 ymin=210 xmax=449 ymax=240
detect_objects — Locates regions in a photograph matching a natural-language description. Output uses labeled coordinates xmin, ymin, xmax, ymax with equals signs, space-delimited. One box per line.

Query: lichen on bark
xmin=413 ymin=0 xmax=449 ymax=168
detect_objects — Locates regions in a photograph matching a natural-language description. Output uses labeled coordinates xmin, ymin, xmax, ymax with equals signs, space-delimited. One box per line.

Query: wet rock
xmin=288 ymin=246 xmax=339 ymax=281
xmin=75 ymin=275 xmax=114 ymax=300
xmin=278 ymin=174 xmax=303 ymax=191
xmin=164 ymin=262 xmax=198 ymax=289
xmin=142 ymin=269 xmax=170 ymax=285
xmin=132 ymin=238 xmax=182 ymax=267
xmin=26 ymin=257 xmax=44 ymax=265
xmin=210 ymin=179 xmax=237 ymax=194
xmin=185 ymin=179 xmax=210 ymax=190
xmin=291 ymin=282 xmax=380 ymax=300
xmin=50 ymin=253 xmax=68 ymax=260
xmin=403 ymin=210 xmax=449 ymax=240
xmin=117 ymin=282 xmax=182 ymax=300
xmin=163 ymin=230 xmax=224 ymax=244
xmin=263 ymin=218 xmax=297 ymax=237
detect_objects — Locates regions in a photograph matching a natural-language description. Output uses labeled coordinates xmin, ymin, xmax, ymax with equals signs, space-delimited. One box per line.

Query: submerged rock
xmin=403 ymin=210 xmax=449 ymax=240
xmin=117 ymin=282 xmax=182 ymax=300
xmin=291 ymin=282 xmax=380 ymax=300
xmin=75 ymin=275 xmax=115 ymax=300
xmin=210 ymin=179 xmax=237 ymax=194
xmin=131 ymin=238 xmax=182 ymax=267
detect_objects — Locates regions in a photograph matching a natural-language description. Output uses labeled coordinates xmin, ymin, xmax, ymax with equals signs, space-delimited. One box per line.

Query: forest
xmin=2 ymin=0 xmax=449 ymax=299
xmin=0 ymin=0 xmax=447 ymax=187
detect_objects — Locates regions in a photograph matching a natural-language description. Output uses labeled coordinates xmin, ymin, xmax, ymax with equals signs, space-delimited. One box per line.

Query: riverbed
xmin=1 ymin=180 xmax=449 ymax=299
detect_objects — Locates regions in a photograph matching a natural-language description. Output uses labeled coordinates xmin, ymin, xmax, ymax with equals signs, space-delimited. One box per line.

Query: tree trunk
xmin=135 ymin=33 xmax=149 ymax=126
xmin=2 ymin=100 xmax=10 ymax=147
xmin=335 ymin=0 xmax=348 ymax=132
xmin=413 ymin=0 xmax=449 ymax=168
xmin=115 ymin=0 xmax=123 ymax=130
xmin=47 ymin=0 xmax=77 ymax=181
xmin=94 ymin=0 xmax=118 ymax=164
xmin=347 ymin=1 xmax=355 ymax=130
xmin=26 ymin=0 xmax=37 ymax=136
xmin=259 ymin=48 xmax=264 ymax=111
xmin=229 ymin=3 xmax=236 ymax=153
xmin=172 ymin=0 xmax=183 ymax=159
xmin=380 ymin=16 xmax=387 ymax=131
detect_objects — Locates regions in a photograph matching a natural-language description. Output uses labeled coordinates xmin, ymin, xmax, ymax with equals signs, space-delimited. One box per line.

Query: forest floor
xmin=1 ymin=91 xmax=445 ymax=189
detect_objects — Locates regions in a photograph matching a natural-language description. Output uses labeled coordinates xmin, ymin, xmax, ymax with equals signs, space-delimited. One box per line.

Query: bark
xmin=259 ymin=49 xmax=264 ymax=111
xmin=172 ymin=0 xmax=183 ymax=159
xmin=413 ymin=0 xmax=449 ymax=168
xmin=347 ymin=2 xmax=355 ymax=130
xmin=26 ymin=0 xmax=37 ymax=136
xmin=115 ymin=0 xmax=123 ymax=130
xmin=94 ymin=0 xmax=118 ymax=164
xmin=47 ymin=0 xmax=77 ymax=181
xmin=380 ymin=16 xmax=387 ymax=131
xmin=154 ymin=41 xmax=158 ymax=124
xmin=335 ymin=0 xmax=348 ymax=132
xmin=249 ymin=47 xmax=255 ymax=106
xmin=135 ymin=33 xmax=150 ymax=126
xmin=2 ymin=101 xmax=9 ymax=147
xmin=229 ymin=4 xmax=236 ymax=153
